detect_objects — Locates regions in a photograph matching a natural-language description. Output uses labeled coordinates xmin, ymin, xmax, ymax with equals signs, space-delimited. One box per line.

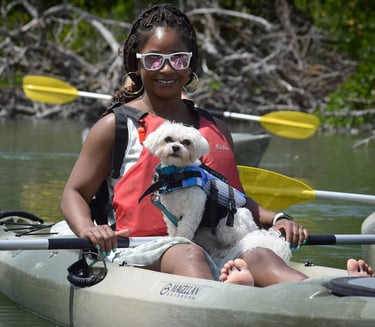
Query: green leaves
xmin=295 ymin=0 xmax=375 ymax=128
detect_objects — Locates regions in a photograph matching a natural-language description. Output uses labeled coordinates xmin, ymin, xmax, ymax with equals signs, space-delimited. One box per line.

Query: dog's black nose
xmin=172 ymin=145 xmax=180 ymax=152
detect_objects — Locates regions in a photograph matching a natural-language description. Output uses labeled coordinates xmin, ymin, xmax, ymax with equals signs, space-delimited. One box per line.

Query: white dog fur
xmin=143 ymin=121 xmax=258 ymax=250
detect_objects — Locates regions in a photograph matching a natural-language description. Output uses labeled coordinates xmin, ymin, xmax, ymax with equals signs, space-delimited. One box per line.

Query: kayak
xmin=0 ymin=212 xmax=374 ymax=327
xmin=232 ymin=132 xmax=270 ymax=167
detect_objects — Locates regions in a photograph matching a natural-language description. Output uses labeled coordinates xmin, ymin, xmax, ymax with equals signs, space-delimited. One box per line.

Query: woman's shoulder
xmin=84 ymin=113 xmax=116 ymax=149
xmin=212 ymin=117 xmax=234 ymax=149
xmin=195 ymin=106 xmax=233 ymax=149
xmin=95 ymin=111 xmax=116 ymax=131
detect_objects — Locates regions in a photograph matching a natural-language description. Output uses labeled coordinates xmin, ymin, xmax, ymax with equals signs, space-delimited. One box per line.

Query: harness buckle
xmin=151 ymin=192 xmax=160 ymax=202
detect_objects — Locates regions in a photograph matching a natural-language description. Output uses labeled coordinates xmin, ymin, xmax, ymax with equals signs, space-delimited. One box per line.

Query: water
xmin=257 ymin=131 xmax=375 ymax=269
xmin=0 ymin=292 xmax=57 ymax=327
xmin=0 ymin=118 xmax=374 ymax=325
xmin=0 ymin=118 xmax=82 ymax=221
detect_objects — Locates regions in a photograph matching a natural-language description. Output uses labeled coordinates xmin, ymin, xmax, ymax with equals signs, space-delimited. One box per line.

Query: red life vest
xmin=113 ymin=110 xmax=242 ymax=236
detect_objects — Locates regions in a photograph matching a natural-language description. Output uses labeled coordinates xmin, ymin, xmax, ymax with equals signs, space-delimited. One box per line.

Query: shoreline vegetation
xmin=0 ymin=1 xmax=374 ymax=139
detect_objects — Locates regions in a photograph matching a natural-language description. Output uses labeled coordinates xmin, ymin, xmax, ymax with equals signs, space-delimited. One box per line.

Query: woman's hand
xmin=80 ymin=225 xmax=131 ymax=256
xmin=272 ymin=219 xmax=308 ymax=251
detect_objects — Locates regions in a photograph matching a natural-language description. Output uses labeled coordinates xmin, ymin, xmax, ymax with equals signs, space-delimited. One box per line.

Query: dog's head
xmin=143 ymin=121 xmax=210 ymax=167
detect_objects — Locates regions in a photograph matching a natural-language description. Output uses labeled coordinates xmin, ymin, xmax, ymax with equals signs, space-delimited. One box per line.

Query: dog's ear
xmin=196 ymin=133 xmax=210 ymax=158
xmin=142 ymin=128 xmax=160 ymax=154
xmin=143 ymin=121 xmax=171 ymax=154
xmin=142 ymin=132 xmax=154 ymax=153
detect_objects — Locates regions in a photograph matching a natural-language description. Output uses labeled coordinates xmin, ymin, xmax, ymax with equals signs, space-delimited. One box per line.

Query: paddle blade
xmin=23 ymin=75 xmax=79 ymax=104
xmin=238 ymin=165 xmax=315 ymax=210
xmin=260 ymin=111 xmax=319 ymax=139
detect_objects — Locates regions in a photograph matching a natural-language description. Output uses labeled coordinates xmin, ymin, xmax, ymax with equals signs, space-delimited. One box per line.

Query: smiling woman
xmin=60 ymin=3 xmax=314 ymax=289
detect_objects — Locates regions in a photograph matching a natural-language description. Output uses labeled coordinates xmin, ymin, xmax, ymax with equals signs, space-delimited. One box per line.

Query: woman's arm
xmin=61 ymin=114 xmax=129 ymax=254
xmin=214 ymin=117 xmax=308 ymax=249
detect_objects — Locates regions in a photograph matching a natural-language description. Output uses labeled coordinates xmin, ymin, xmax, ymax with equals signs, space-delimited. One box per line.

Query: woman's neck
xmin=131 ymin=95 xmax=197 ymax=125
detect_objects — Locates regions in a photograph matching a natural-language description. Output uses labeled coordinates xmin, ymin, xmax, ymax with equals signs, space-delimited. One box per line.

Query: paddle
xmin=22 ymin=75 xmax=319 ymax=139
xmin=0 ymin=234 xmax=374 ymax=250
xmin=0 ymin=236 xmax=166 ymax=250
xmin=23 ymin=75 xmax=112 ymax=103
xmin=238 ymin=165 xmax=375 ymax=210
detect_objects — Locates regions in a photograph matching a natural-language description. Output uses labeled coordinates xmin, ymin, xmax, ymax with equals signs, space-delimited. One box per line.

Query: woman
xmin=61 ymin=4 xmax=372 ymax=286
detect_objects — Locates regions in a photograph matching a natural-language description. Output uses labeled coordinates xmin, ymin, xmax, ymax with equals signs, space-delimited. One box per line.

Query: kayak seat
xmin=0 ymin=210 xmax=44 ymax=223
xmin=326 ymin=277 xmax=375 ymax=297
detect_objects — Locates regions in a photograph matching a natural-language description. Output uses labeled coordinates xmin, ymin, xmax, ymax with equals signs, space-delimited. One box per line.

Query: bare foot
xmin=219 ymin=259 xmax=254 ymax=286
xmin=347 ymin=259 xmax=374 ymax=276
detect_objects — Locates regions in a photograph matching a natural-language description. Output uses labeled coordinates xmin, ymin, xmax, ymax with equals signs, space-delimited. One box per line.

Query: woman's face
xmin=137 ymin=27 xmax=191 ymax=99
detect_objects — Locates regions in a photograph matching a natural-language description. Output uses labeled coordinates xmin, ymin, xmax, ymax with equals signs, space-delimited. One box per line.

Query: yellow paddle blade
xmin=238 ymin=165 xmax=316 ymax=210
xmin=260 ymin=111 xmax=319 ymax=139
xmin=23 ymin=75 xmax=79 ymax=104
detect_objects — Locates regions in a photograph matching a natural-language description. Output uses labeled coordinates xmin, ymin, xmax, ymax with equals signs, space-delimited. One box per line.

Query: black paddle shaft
xmin=305 ymin=235 xmax=337 ymax=245
xmin=47 ymin=237 xmax=131 ymax=249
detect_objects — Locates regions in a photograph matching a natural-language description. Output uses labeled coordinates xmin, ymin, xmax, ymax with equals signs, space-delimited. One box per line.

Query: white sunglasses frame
xmin=136 ymin=52 xmax=192 ymax=71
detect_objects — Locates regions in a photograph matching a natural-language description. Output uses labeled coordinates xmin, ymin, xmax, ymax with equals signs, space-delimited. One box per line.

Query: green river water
xmin=0 ymin=117 xmax=374 ymax=326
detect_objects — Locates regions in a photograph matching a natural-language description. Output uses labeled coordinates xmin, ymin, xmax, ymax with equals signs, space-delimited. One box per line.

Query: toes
xmin=346 ymin=258 xmax=359 ymax=272
xmin=233 ymin=258 xmax=249 ymax=271
xmin=224 ymin=260 xmax=235 ymax=269
xmin=357 ymin=259 xmax=368 ymax=271
xmin=346 ymin=258 xmax=374 ymax=276
xmin=219 ymin=274 xmax=228 ymax=282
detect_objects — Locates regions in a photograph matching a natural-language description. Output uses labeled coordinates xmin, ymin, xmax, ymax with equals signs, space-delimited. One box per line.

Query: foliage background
xmin=1 ymin=0 xmax=374 ymax=133
xmin=295 ymin=0 xmax=375 ymax=129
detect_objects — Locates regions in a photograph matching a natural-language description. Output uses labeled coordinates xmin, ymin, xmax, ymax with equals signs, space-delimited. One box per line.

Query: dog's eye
xmin=165 ymin=136 xmax=174 ymax=143
xmin=181 ymin=139 xmax=191 ymax=146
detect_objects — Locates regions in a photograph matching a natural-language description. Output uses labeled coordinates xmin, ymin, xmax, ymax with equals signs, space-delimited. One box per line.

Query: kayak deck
xmin=0 ymin=216 xmax=374 ymax=326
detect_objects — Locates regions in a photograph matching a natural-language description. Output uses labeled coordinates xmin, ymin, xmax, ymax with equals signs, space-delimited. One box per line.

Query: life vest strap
xmin=138 ymin=169 xmax=202 ymax=203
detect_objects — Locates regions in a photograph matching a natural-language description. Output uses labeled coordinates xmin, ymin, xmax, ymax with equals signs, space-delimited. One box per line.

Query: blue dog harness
xmin=139 ymin=164 xmax=248 ymax=230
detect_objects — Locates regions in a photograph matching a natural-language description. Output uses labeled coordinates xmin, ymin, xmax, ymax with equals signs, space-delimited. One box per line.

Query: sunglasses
xmin=136 ymin=52 xmax=192 ymax=71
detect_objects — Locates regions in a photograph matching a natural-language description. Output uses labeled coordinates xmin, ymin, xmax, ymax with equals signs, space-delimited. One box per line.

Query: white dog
xmin=142 ymin=121 xmax=258 ymax=250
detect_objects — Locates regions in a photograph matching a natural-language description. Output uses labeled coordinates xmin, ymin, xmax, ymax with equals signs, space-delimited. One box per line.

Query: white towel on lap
xmin=112 ymin=237 xmax=192 ymax=266
xmin=112 ymin=230 xmax=291 ymax=280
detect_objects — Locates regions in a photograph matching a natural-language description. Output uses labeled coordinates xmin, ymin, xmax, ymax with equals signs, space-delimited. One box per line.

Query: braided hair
xmin=114 ymin=4 xmax=198 ymax=103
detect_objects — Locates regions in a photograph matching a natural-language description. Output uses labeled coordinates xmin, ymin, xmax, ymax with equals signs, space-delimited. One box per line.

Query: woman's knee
xmin=163 ymin=243 xmax=207 ymax=265
xmin=184 ymin=244 xmax=208 ymax=262
xmin=242 ymin=247 xmax=307 ymax=285
xmin=161 ymin=244 xmax=212 ymax=278
xmin=242 ymin=247 xmax=290 ymax=271
xmin=243 ymin=247 xmax=277 ymax=264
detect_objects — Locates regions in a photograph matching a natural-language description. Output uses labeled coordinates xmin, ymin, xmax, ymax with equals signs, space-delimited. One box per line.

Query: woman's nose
xmin=159 ymin=59 xmax=174 ymax=72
